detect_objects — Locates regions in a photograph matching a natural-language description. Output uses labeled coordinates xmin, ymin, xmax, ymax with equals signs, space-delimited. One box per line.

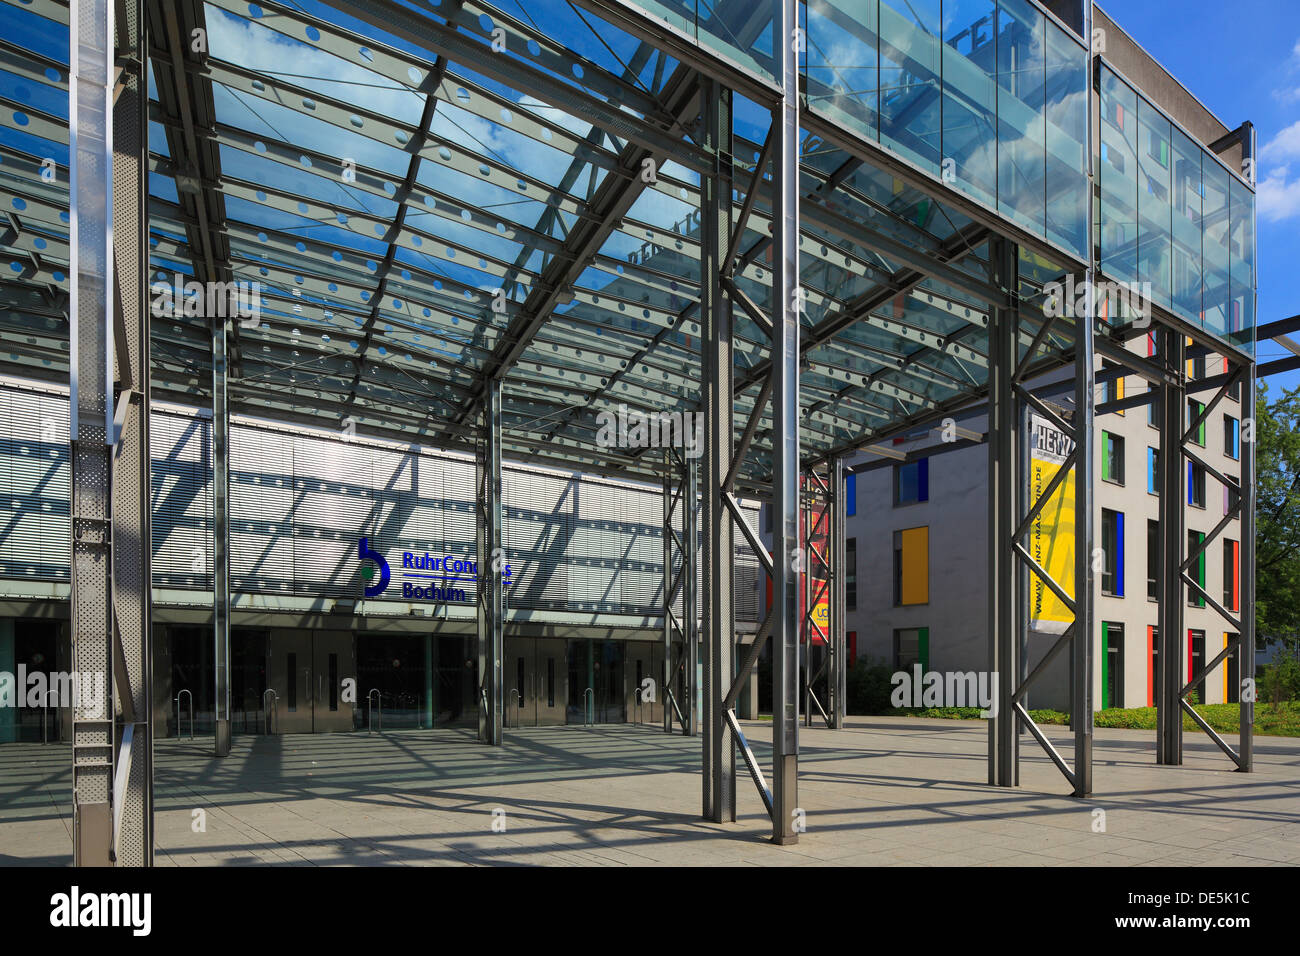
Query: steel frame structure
xmin=9 ymin=0 xmax=1257 ymax=863
xmin=801 ymin=460 xmax=845 ymax=730
xmin=661 ymin=447 xmax=698 ymax=736
xmin=68 ymin=0 xmax=154 ymax=864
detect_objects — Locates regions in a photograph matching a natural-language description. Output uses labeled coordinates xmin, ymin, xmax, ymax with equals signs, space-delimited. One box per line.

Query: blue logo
xmin=358 ymin=537 xmax=390 ymax=597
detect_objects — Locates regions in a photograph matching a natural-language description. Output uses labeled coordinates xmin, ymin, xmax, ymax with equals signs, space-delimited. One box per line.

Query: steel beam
xmin=1071 ymin=295 xmax=1095 ymax=797
xmin=476 ymin=377 xmax=504 ymax=746
xmin=1239 ymin=369 xmax=1256 ymax=770
xmin=830 ymin=457 xmax=846 ymax=729
xmin=1156 ymin=328 xmax=1185 ymax=765
xmin=701 ymin=76 xmax=736 ymax=823
xmin=212 ymin=306 xmax=231 ymax=756
xmin=987 ymin=237 xmax=1019 ymax=787
xmin=770 ymin=0 xmax=801 ymax=845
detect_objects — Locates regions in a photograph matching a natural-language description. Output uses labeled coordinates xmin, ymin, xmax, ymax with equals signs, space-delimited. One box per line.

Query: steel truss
xmin=1095 ymin=328 xmax=1258 ymax=770
xmin=661 ymin=447 xmax=698 ymax=736
xmin=68 ymin=0 xmax=154 ymax=864
xmin=801 ymin=460 xmax=846 ymax=729
xmin=698 ymin=0 xmax=801 ymax=844
xmin=987 ymin=238 xmax=1096 ymax=796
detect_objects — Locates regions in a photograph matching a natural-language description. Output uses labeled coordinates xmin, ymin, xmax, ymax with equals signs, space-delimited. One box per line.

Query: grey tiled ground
xmin=2 ymin=717 xmax=1298 ymax=866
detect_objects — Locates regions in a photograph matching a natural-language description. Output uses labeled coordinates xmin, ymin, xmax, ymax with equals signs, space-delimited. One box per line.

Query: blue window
xmin=894 ymin=458 xmax=929 ymax=506
xmin=1102 ymin=509 xmax=1125 ymax=596
xmin=1224 ymin=415 xmax=1240 ymax=460
xmin=845 ymin=472 xmax=857 ymax=517
xmin=1147 ymin=447 xmax=1158 ymax=494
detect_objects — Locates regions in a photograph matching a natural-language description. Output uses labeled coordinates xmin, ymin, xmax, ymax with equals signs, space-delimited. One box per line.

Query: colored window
xmin=1101 ymin=509 xmax=1124 ymax=596
xmin=1224 ymin=415 xmax=1239 ymax=460
xmin=846 ymin=537 xmax=857 ymax=611
xmin=894 ymin=458 xmax=929 ymax=506
xmin=1223 ymin=538 xmax=1239 ymax=612
xmin=1187 ymin=398 xmax=1206 ymax=446
xmin=1147 ymin=519 xmax=1158 ymax=601
xmin=1102 ymin=622 xmax=1124 ymax=709
xmin=1102 ymin=431 xmax=1124 ymax=483
xmin=1188 ymin=461 xmax=1206 ymax=508
xmin=893 ymin=627 xmax=929 ymax=673
xmin=893 ymin=527 xmax=929 ymax=606
xmin=1147 ymin=447 xmax=1158 ymax=494
xmin=1188 ymin=530 xmax=1206 ymax=607
xmin=845 ymin=472 xmax=857 ymax=516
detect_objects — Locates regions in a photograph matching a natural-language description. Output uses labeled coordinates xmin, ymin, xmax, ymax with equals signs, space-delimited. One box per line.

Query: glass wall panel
xmin=1099 ymin=67 xmax=1139 ymax=286
xmin=698 ymin=0 xmax=781 ymax=81
xmin=879 ymin=0 xmax=943 ymax=175
xmin=996 ymin=0 xmax=1046 ymax=234
xmin=1096 ymin=64 xmax=1253 ymax=353
xmin=805 ymin=0 xmax=880 ymax=141
xmin=1228 ymin=175 xmax=1255 ymax=354
xmin=943 ymin=0 xmax=998 ymax=208
xmin=1136 ymin=97 xmax=1172 ymax=313
xmin=1171 ymin=127 xmax=1203 ymax=323
xmin=632 ymin=0 xmax=780 ymax=81
xmin=1043 ymin=19 xmax=1087 ymax=258
xmin=1202 ymin=158 xmax=1231 ymax=339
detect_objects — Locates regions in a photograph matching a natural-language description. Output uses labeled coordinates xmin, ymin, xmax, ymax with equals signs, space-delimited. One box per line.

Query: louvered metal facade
xmin=0 ymin=379 xmax=761 ymax=621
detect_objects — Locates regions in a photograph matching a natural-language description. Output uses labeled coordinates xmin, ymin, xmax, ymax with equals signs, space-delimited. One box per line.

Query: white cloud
xmin=1261 ymin=119 xmax=1300 ymax=164
xmin=1257 ymin=164 xmax=1300 ymax=222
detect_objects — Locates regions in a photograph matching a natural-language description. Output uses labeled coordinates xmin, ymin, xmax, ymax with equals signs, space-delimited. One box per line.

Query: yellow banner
xmin=1029 ymin=414 xmax=1075 ymax=635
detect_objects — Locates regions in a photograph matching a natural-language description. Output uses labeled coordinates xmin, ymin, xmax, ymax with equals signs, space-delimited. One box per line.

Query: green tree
xmin=1254 ymin=381 xmax=1300 ymax=653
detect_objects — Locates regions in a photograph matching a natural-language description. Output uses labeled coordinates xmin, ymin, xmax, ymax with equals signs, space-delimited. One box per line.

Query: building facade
xmin=844 ymin=336 xmax=1252 ymax=711
xmin=0 ymin=377 xmax=763 ymax=742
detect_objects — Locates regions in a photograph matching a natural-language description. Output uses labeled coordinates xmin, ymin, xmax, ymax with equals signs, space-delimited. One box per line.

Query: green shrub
xmin=845 ymin=656 xmax=896 ymax=715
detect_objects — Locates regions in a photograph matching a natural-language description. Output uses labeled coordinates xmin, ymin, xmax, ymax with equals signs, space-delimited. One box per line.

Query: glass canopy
xmin=0 ymin=0 xmax=1250 ymax=490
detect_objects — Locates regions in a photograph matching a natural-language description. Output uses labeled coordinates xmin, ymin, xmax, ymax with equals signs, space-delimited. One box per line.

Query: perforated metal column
xmin=70 ymin=0 xmax=153 ymax=866
xmin=477 ymin=376 xmax=503 ymax=746
xmin=213 ymin=311 xmax=231 ymax=756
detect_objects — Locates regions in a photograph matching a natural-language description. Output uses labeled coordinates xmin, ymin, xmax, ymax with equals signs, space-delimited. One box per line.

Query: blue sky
xmin=1104 ymin=0 xmax=1300 ymax=394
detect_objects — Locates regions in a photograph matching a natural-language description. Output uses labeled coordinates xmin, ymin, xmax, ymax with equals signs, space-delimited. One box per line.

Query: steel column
xmin=700 ymin=75 xmax=736 ymax=823
xmin=831 ymin=456 xmax=846 ymax=729
xmin=770 ymin=0 xmax=801 ymax=844
xmin=1239 ymin=369 xmax=1256 ymax=770
xmin=476 ymin=376 xmax=504 ymax=746
xmin=1071 ymin=287 xmax=1096 ymax=797
xmin=69 ymin=0 xmax=154 ymax=865
xmin=212 ymin=311 xmax=231 ymax=756
xmin=987 ymin=237 xmax=1018 ymax=787
xmin=1156 ymin=328 xmax=1185 ymax=765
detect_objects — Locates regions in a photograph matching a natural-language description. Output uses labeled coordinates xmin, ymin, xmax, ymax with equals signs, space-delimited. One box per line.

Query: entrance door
xmin=267 ymin=630 xmax=355 ymax=733
xmin=313 ymin=631 xmax=355 ymax=732
xmin=504 ymin=637 xmax=568 ymax=727
xmin=624 ymin=642 xmax=663 ymax=725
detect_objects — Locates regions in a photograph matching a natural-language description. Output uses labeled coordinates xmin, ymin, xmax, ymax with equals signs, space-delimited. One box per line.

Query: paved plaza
xmin=2 ymin=717 xmax=1297 ymax=866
